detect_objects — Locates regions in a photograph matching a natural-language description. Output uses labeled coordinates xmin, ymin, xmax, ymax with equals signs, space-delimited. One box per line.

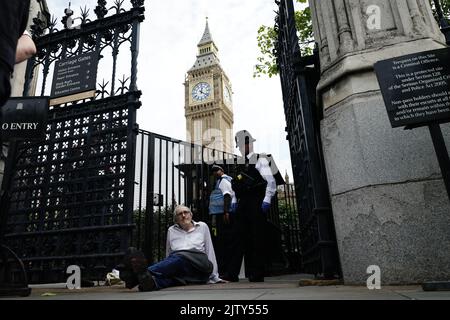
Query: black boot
xmin=137 ymin=271 xmax=157 ymax=292
xmin=119 ymin=247 xmax=148 ymax=289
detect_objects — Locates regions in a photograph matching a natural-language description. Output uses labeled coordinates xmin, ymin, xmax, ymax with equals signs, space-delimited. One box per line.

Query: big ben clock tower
xmin=185 ymin=18 xmax=234 ymax=154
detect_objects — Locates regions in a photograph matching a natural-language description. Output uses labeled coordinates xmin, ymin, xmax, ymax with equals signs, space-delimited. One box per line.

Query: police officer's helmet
xmin=235 ymin=130 xmax=256 ymax=148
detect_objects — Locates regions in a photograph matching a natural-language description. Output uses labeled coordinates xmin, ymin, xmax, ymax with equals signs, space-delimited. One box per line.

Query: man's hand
xmin=261 ymin=201 xmax=271 ymax=214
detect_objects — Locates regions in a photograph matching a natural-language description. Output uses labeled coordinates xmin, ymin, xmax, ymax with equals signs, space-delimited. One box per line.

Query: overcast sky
xmin=46 ymin=0 xmax=302 ymax=180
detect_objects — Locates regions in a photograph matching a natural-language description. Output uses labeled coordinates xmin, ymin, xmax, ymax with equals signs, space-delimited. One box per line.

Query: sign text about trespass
xmin=375 ymin=48 xmax=450 ymax=128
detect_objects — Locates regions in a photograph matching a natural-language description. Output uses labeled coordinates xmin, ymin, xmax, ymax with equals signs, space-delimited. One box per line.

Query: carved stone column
xmin=309 ymin=0 xmax=450 ymax=284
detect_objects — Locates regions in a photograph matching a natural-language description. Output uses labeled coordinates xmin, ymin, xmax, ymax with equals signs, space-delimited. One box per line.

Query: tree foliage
xmin=255 ymin=24 xmax=280 ymax=78
xmin=255 ymin=0 xmax=311 ymax=78
xmin=437 ymin=0 xmax=450 ymax=15
xmin=255 ymin=0 xmax=450 ymax=78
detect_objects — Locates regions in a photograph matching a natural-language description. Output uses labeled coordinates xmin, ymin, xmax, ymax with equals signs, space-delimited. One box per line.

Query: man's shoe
xmin=119 ymin=247 xmax=148 ymax=289
xmin=119 ymin=268 xmax=139 ymax=289
xmin=137 ymin=271 xmax=157 ymax=292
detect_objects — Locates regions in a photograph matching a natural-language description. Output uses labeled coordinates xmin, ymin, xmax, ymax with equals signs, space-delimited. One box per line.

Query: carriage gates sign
xmin=50 ymin=51 xmax=99 ymax=105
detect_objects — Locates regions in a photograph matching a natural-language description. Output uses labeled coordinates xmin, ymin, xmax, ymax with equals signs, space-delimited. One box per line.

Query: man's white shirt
xmin=166 ymin=221 xmax=221 ymax=283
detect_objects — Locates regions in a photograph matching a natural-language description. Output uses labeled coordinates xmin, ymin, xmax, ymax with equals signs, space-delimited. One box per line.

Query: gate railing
xmin=277 ymin=183 xmax=301 ymax=273
xmin=1 ymin=0 xmax=145 ymax=284
xmin=274 ymin=0 xmax=340 ymax=278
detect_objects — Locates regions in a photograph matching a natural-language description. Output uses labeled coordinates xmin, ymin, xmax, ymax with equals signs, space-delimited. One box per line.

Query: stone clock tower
xmin=185 ymin=19 xmax=234 ymax=154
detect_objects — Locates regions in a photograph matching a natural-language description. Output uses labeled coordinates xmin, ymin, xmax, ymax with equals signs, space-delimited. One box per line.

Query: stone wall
xmin=309 ymin=0 xmax=450 ymax=284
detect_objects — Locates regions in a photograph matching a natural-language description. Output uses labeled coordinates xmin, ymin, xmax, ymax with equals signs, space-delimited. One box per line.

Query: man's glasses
xmin=176 ymin=210 xmax=191 ymax=216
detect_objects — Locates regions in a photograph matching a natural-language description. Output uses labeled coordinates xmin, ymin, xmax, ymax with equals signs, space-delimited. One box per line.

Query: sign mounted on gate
xmin=374 ymin=48 xmax=450 ymax=128
xmin=50 ymin=51 xmax=99 ymax=106
xmin=1 ymin=96 xmax=49 ymax=141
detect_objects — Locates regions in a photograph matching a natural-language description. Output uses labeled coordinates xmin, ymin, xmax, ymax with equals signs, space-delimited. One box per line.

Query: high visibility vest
xmin=209 ymin=176 xmax=232 ymax=215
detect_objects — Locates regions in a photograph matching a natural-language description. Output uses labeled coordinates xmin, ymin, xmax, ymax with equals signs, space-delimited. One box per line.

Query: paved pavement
xmin=3 ymin=274 xmax=450 ymax=300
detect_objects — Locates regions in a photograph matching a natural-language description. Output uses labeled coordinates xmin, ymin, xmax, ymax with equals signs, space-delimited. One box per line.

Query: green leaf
xmin=254 ymin=3 xmax=314 ymax=78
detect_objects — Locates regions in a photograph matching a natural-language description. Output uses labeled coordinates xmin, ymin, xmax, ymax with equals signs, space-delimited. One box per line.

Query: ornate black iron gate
xmin=1 ymin=0 xmax=145 ymax=284
xmin=274 ymin=0 xmax=340 ymax=278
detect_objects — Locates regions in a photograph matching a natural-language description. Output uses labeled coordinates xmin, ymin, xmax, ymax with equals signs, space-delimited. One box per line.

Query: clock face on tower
xmin=192 ymin=82 xmax=211 ymax=102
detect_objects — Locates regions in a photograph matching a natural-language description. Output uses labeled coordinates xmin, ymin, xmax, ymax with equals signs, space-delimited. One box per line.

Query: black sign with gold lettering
xmin=50 ymin=51 xmax=98 ymax=99
xmin=375 ymin=48 xmax=450 ymax=128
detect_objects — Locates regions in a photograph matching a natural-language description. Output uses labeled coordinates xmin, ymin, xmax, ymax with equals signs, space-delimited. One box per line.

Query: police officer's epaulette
xmin=257 ymin=153 xmax=285 ymax=186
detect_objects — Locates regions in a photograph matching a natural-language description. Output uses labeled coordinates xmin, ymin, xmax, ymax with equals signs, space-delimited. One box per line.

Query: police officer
xmin=209 ymin=164 xmax=237 ymax=276
xmin=224 ymin=130 xmax=277 ymax=282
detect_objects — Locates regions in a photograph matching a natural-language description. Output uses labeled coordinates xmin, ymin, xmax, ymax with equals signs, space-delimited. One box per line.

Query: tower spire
xmin=190 ymin=18 xmax=220 ymax=71
xmin=198 ymin=16 xmax=213 ymax=46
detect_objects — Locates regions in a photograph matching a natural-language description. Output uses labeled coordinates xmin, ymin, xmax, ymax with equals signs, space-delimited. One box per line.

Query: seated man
xmin=120 ymin=205 xmax=223 ymax=291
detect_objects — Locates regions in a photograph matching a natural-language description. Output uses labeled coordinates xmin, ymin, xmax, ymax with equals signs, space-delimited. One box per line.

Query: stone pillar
xmin=309 ymin=0 xmax=450 ymax=284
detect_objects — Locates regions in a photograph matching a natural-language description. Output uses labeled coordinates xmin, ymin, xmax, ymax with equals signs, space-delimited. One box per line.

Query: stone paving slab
xmin=2 ymin=275 xmax=450 ymax=300
xmin=4 ymin=285 xmax=443 ymax=300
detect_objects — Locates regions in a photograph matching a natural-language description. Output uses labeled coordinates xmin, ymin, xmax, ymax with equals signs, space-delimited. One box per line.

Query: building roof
xmin=190 ymin=53 xmax=220 ymax=71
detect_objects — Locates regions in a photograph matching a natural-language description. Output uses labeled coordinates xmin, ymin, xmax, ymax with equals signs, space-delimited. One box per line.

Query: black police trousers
xmin=213 ymin=213 xmax=235 ymax=277
xmin=224 ymin=196 xmax=266 ymax=281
